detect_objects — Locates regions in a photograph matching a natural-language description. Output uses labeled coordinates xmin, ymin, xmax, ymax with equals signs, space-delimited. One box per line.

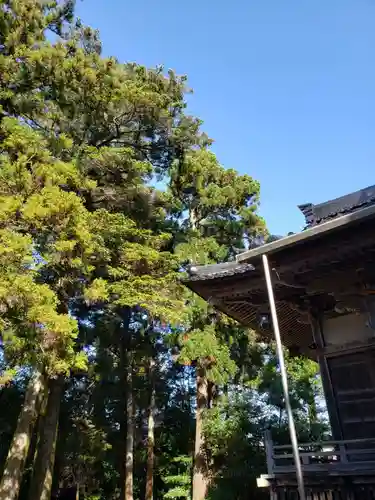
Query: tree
xmin=0 ymin=115 xmax=91 ymax=500
xmin=0 ymin=3 xmax=329 ymax=500
xmin=0 ymin=2 xmax=205 ymax=498
xmin=28 ymin=377 xmax=64 ymax=500
xmin=0 ymin=54 xmax=187 ymax=500
xmin=169 ymin=148 xmax=267 ymax=500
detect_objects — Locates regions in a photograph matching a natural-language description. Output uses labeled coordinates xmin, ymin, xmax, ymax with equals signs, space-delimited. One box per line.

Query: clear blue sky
xmin=76 ymin=0 xmax=375 ymax=236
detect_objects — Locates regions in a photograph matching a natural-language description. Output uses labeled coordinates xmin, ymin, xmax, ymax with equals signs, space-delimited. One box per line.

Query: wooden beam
xmin=237 ymin=203 xmax=375 ymax=263
xmin=309 ymin=311 xmax=344 ymax=441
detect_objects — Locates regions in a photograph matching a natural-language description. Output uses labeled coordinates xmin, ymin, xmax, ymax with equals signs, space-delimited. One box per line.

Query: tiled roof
xmin=299 ymin=184 xmax=375 ymax=228
xmin=186 ymin=261 xmax=255 ymax=281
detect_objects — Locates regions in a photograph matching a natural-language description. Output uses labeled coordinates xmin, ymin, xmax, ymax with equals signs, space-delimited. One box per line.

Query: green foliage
xmin=175 ymin=237 xmax=227 ymax=267
xmin=59 ymin=415 xmax=112 ymax=497
xmin=0 ymin=3 xmax=329 ymax=500
xmin=170 ymin=148 xmax=267 ymax=253
xmin=178 ymin=326 xmax=237 ymax=384
xmin=0 ymin=117 xmax=93 ymax=374
xmin=163 ymin=456 xmax=192 ymax=499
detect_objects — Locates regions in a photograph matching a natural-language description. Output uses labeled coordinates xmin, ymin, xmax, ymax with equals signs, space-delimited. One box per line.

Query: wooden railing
xmin=264 ymin=430 xmax=375 ymax=475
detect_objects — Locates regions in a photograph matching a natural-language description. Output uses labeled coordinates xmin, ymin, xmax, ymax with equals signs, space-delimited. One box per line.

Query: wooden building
xmin=185 ymin=185 xmax=375 ymax=499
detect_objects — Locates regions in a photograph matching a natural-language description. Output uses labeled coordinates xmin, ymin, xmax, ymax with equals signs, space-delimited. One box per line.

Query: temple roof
xmin=183 ymin=185 xmax=375 ymax=356
xmin=298 ymin=184 xmax=375 ymax=228
xmin=188 ymin=262 xmax=254 ymax=281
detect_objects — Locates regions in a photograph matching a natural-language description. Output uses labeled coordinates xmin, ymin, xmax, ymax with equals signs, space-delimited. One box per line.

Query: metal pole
xmin=262 ymin=254 xmax=306 ymax=500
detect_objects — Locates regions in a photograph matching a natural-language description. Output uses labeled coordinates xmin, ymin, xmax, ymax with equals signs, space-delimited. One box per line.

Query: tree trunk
xmin=223 ymin=384 xmax=229 ymax=419
xmin=278 ymin=406 xmax=283 ymax=429
xmin=119 ymin=307 xmax=133 ymax=500
xmin=145 ymin=358 xmax=156 ymax=500
xmin=125 ymin=353 xmax=134 ymax=500
xmin=207 ymin=381 xmax=217 ymax=409
xmin=32 ymin=386 xmax=49 ymax=469
xmin=192 ymin=368 xmax=209 ymax=500
xmin=28 ymin=376 xmax=64 ymax=500
xmin=308 ymin=395 xmax=318 ymax=439
xmin=0 ymin=370 xmax=46 ymax=500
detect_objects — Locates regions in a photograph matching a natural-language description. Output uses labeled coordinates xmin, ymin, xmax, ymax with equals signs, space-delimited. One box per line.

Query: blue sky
xmin=76 ymin=0 xmax=375 ymax=236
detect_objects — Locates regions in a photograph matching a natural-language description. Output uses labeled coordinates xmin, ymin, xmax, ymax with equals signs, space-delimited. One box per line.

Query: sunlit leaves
xmin=178 ymin=326 xmax=237 ymax=384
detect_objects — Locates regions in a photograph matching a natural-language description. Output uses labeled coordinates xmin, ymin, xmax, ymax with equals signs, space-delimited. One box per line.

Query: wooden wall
xmin=317 ymin=313 xmax=375 ymax=442
xmin=324 ymin=313 xmax=372 ymax=346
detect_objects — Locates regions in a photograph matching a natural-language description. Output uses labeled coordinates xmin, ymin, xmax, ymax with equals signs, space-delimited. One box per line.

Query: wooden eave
xmin=184 ymin=203 xmax=375 ymax=357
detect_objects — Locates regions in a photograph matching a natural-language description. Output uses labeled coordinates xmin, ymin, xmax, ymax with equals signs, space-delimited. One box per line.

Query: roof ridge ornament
xmin=298 ymin=203 xmax=315 ymax=227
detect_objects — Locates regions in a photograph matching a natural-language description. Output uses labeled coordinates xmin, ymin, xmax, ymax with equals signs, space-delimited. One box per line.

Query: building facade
xmin=185 ymin=185 xmax=375 ymax=499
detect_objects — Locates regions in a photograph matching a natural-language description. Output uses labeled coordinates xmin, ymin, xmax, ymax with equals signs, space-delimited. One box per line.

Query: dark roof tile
xmin=299 ymin=184 xmax=375 ymax=227
xmin=186 ymin=261 xmax=255 ymax=281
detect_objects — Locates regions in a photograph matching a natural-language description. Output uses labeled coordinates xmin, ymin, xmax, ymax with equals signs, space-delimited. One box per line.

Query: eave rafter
xmin=185 ymin=205 xmax=375 ymax=357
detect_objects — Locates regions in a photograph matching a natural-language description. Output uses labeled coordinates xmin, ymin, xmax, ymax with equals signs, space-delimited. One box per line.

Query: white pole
xmin=262 ymin=254 xmax=306 ymax=500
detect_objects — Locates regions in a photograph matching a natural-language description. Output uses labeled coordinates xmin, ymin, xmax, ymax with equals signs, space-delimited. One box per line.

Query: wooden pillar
xmin=309 ymin=312 xmax=343 ymax=440
xmin=264 ymin=430 xmax=275 ymax=475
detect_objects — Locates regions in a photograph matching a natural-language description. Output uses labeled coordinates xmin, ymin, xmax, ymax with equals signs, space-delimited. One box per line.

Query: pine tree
xmin=170 ymin=148 xmax=266 ymax=500
xmin=0 ymin=3 xmax=206 ymax=498
xmin=0 ymin=76 xmax=186 ymax=500
xmin=0 ymin=4 xmax=329 ymax=500
xmin=0 ymin=114 xmax=89 ymax=499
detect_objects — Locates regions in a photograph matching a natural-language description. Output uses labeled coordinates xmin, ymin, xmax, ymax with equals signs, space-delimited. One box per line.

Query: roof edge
xmin=237 ymin=201 xmax=375 ymax=264
xmin=298 ymin=184 xmax=375 ymax=228
xmin=186 ymin=261 xmax=255 ymax=281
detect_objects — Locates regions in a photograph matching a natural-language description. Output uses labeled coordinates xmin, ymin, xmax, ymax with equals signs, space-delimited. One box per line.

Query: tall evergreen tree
xmin=0 ymin=3 xmax=327 ymax=500
xmin=170 ymin=148 xmax=266 ymax=500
